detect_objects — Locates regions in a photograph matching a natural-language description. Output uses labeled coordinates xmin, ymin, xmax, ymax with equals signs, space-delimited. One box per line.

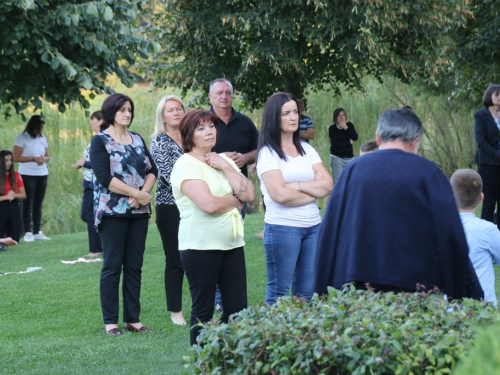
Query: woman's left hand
xmin=205 ymin=152 xmax=229 ymax=170
xmin=128 ymin=197 xmax=141 ymax=209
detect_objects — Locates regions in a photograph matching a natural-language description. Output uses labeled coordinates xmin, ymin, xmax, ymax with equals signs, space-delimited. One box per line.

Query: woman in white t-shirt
xmin=13 ymin=115 xmax=51 ymax=242
xmin=256 ymin=92 xmax=333 ymax=305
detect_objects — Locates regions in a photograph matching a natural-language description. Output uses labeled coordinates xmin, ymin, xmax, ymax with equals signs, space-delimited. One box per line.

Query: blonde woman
xmin=151 ymin=95 xmax=187 ymax=325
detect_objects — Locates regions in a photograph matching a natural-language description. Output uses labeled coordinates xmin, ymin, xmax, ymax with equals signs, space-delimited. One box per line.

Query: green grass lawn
xmin=0 ymin=213 xmax=267 ymax=375
xmin=3 ymin=211 xmax=500 ymax=374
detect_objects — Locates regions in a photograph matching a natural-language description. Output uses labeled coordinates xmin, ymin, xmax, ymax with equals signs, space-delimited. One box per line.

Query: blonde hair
xmin=153 ymin=95 xmax=186 ymax=137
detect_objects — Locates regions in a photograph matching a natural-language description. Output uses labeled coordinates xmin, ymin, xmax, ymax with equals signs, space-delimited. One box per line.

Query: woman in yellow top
xmin=171 ymin=109 xmax=255 ymax=346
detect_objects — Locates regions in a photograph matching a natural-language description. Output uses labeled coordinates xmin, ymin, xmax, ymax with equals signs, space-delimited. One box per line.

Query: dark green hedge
xmin=185 ymin=286 xmax=499 ymax=375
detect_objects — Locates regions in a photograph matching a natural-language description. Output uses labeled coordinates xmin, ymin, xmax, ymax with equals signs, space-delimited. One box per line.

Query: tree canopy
xmin=452 ymin=0 xmax=500 ymax=99
xmin=0 ymin=0 xmax=158 ymax=117
xmin=147 ymin=0 xmax=470 ymax=109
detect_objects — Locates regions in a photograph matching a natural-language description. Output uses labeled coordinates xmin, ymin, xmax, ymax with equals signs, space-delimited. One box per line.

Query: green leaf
xmin=20 ymin=0 xmax=36 ymax=10
xmin=86 ymin=4 xmax=98 ymax=17
xmin=64 ymin=63 xmax=77 ymax=79
xmin=51 ymin=58 xmax=60 ymax=70
xmin=32 ymin=98 xmax=42 ymax=109
xmin=103 ymin=6 xmax=113 ymax=21
xmin=71 ymin=13 xmax=80 ymax=26
xmin=41 ymin=51 xmax=50 ymax=63
xmin=80 ymin=73 xmax=93 ymax=90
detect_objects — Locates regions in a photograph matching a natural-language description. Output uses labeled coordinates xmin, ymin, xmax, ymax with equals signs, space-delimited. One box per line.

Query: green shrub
xmin=186 ymin=286 xmax=499 ymax=375
xmin=453 ymin=322 xmax=500 ymax=374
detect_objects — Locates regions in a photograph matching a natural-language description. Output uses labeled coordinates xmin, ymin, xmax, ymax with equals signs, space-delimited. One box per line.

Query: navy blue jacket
xmin=474 ymin=107 xmax=500 ymax=165
xmin=314 ymin=149 xmax=483 ymax=301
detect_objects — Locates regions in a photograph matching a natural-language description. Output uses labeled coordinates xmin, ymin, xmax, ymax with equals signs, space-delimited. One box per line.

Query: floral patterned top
xmin=150 ymin=133 xmax=183 ymax=206
xmin=89 ymin=129 xmax=158 ymax=229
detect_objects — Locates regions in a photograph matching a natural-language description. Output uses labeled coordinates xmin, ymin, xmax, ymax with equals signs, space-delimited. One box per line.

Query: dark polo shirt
xmin=210 ymin=106 xmax=259 ymax=177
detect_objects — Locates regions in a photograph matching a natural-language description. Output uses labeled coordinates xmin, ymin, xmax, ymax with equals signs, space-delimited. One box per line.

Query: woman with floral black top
xmin=150 ymin=95 xmax=187 ymax=325
xmin=90 ymin=93 xmax=158 ymax=336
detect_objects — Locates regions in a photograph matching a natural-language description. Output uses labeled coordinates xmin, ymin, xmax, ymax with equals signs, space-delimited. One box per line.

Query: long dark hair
xmin=258 ymin=92 xmax=304 ymax=161
xmin=0 ymin=150 xmax=16 ymax=195
xmin=23 ymin=115 xmax=45 ymax=139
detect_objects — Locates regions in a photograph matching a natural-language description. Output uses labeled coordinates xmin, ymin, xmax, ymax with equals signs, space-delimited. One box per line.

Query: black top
xmin=328 ymin=122 xmax=358 ymax=157
xmin=314 ymin=149 xmax=484 ymax=301
xmin=210 ymin=106 xmax=259 ymax=177
xmin=474 ymin=107 xmax=500 ymax=165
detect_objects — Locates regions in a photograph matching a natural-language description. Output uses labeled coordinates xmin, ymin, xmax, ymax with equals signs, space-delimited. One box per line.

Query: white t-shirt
xmin=257 ymin=143 xmax=322 ymax=227
xmin=14 ymin=132 xmax=49 ymax=176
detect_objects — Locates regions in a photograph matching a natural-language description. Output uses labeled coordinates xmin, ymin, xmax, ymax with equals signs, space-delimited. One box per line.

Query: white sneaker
xmin=24 ymin=232 xmax=35 ymax=242
xmin=34 ymin=231 xmax=50 ymax=240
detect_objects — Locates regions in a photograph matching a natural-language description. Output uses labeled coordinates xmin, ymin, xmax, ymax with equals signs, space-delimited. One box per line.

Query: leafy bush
xmin=186 ymin=286 xmax=499 ymax=375
xmin=453 ymin=322 xmax=500 ymax=374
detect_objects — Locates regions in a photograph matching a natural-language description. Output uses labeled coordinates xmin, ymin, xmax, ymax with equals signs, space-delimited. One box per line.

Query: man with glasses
xmin=209 ymin=78 xmax=259 ymax=218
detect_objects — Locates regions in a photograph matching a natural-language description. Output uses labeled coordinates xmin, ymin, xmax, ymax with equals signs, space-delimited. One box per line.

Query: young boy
xmin=360 ymin=139 xmax=378 ymax=156
xmin=450 ymin=169 xmax=500 ymax=307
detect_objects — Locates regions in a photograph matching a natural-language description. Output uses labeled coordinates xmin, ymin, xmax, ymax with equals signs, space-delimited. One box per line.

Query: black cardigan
xmin=474 ymin=107 xmax=500 ymax=165
xmin=328 ymin=122 xmax=358 ymax=158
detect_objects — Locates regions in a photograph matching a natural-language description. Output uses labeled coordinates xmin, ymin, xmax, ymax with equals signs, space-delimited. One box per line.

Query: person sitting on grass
xmin=0 ymin=237 xmax=18 ymax=251
xmin=450 ymin=169 xmax=500 ymax=307
xmin=0 ymin=150 xmax=26 ymax=243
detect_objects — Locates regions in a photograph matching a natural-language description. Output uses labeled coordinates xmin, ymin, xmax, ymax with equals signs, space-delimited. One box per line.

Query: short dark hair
xmin=23 ymin=115 xmax=45 ymax=138
xmin=333 ymin=108 xmax=346 ymax=123
xmin=180 ymin=109 xmax=219 ymax=152
xmin=258 ymin=92 xmax=305 ymax=161
xmin=101 ymin=93 xmax=134 ymax=127
xmin=90 ymin=111 xmax=110 ymax=132
xmin=482 ymin=84 xmax=500 ymax=108
xmin=360 ymin=139 xmax=378 ymax=154
xmin=450 ymin=169 xmax=482 ymax=210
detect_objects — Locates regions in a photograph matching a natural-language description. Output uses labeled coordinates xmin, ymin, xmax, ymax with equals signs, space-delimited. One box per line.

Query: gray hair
xmin=209 ymin=78 xmax=234 ymax=95
xmin=153 ymin=95 xmax=186 ymax=137
xmin=376 ymin=107 xmax=424 ymax=144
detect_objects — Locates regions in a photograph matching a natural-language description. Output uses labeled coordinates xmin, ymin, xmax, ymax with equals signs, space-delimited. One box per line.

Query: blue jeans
xmin=264 ymin=222 xmax=321 ymax=305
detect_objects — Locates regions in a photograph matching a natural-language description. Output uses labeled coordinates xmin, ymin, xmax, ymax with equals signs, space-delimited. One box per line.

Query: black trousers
xmin=21 ymin=174 xmax=47 ymax=234
xmin=99 ymin=216 xmax=149 ymax=324
xmin=180 ymin=247 xmax=247 ymax=346
xmin=0 ymin=199 xmax=22 ymax=242
xmin=81 ymin=189 xmax=102 ymax=253
xmin=478 ymin=164 xmax=500 ymax=229
xmin=156 ymin=204 xmax=184 ymax=312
